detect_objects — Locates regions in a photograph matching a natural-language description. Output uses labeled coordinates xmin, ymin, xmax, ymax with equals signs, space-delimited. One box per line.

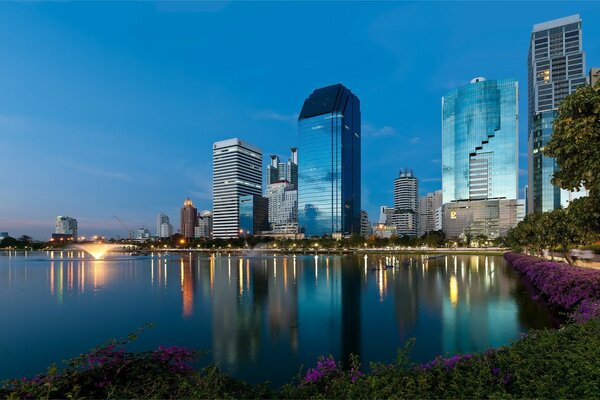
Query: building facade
xmin=360 ymin=210 xmax=371 ymax=237
xmin=298 ymin=84 xmax=361 ymax=237
xmin=156 ymin=213 xmax=173 ymax=238
xmin=442 ymin=77 xmax=518 ymax=204
xmin=213 ymin=138 xmax=263 ymax=238
xmin=54 ymin=216 xmax=78 ymax=241
xmin=393 ymin=169 xmax=419 ymax=237
xmin=267 ymin=148 xmax=298 ymax=188
xmin=378 ymin=206 xmax=395 ymax=225
xmin=590 ymin=68 xmax=600 ymax=86
xmin=443 ymin=198 xmax=523 ymax=240
xmin=195 ymin=210 xmax=213 ymax=239
xmin=528 ymin=15 xmax=587 ymax=213
xmin=180 ymin=198 xmax=198 ymax=239
xmin=418 ymin=190 xmax=442 ymax=237
xmin=239 ymin=195 xmax=269 ymax=235
xmin=266 ymin=180 xmax=298 ymax=229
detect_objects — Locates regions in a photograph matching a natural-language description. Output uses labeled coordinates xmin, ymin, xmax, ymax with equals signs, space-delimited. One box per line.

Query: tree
xmin=545 ymin=83 xmax=600 ymax=198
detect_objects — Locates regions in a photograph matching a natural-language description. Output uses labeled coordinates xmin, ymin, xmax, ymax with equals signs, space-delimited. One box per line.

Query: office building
xmin=54 ymin=216 xmax=78 ymax=241
xmin=528 ymin=15 xmax=587 ymax=213
xmin=135 ymin=227 xmax=151 ymax=240
xmin=266 ymin=180 xmax=298 ymax=230
xmin=590 ymin=68 xmax=600 ymax=86
xmin=239 ymin=195 xmax=269 ymax=235
xmin=443 ymin=199 xmax=523 ymax=240
xmin=360 ymin=210 xmax=371 ymax=236
xmin=213 ymin=138 xmax=263 ymax=238
xmin=418 ymin=190 xmax=442 ymax=237
xmin=156 ymin=213 xmax=173 ymax=238
xmin=393 ymin=169 xmax=419 ymax=237
xmin=442 ymin=77 xmax=518 ymax=204
xmin=195 ymin=210 xmax=213 ymax=239
xmin=298 ymin=83 xmax=361 ymax=237
xmin=180 ymin=198 xmax=198 ymax=239
xmin=267 ymin=148 xmax=298 ymax=189
xmin=378 ymin=206 xmax=395 ymax=225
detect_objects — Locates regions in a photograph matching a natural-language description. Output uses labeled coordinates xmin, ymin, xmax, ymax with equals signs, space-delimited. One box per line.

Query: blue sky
xmin=1 ymin=1 xmax=599 ymax=240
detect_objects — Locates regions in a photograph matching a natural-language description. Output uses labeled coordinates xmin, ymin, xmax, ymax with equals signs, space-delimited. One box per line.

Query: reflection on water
xmin=0 ymin=252 xmax=558 ymax=385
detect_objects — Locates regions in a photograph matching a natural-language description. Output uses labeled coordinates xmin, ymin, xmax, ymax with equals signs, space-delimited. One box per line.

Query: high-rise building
xmin=442 ymin=77 xmax=518 ymax=204
xmin=298 ymin=83 xmax=361 ymax=237
xmin=239 ymin=195 xmax=269 ymax=235
xmin=418 ymin=190 xmax=442 ymax=237
xmin=54 ymin=216 xmax=78 ymax=241
xmin=266 ymin=180 xmax=298 ymax=230
xmin=393 ymin=169 xmax=419 ymax=237
xmin=135 ymin=227 xmax=151 ymax=240
xmin=378 ymin=206 xmax=395 ymax=225
xmin=528 ymin=15 xmax=587 ymax=213
xmin=156 ymin=213 xmax=173 ymax=238
xmin=360 ymin=210 xmax=371 ymax=237
xmin=213 ymin=138 xmax=263 ymax=238
xmin=180 ymin=198 xmax=197 ymax=239
xmin=267 ymin=148 xmax=298 ymax=189
xmin=195 ymin=210 xmax=213 ymax=239
xmin=443 ymin=198 xmax=523 ymax=239
xmin=590 ymin=68 xmax=600 ymax=86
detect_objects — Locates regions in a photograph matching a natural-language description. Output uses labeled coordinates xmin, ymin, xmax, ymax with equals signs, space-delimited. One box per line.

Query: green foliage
xmin=545 ymin=83 xmax=600 ymax=198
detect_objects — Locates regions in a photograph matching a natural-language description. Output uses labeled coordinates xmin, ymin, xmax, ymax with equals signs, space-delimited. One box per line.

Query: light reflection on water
xmin=0 ymin=251 xmax=557 ymax=385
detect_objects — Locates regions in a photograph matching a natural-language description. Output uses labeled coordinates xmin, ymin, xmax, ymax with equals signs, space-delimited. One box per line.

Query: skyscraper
xmin=213 ymin=138 xmax=263 ymax=238
xmin=180 ymin=198 xmax=197 ymax=239
xmin=267 ymin=148 xmax=298 ymax=189
xmin=393 ymin=169 xmax=419 ymax=237
xmin=266 ymin=180 xmax=298 ymax=232
xmin=528 ymin=15 xmax=587 ymax=213
xmin=156 ymin=213 xmax=173 ymax=238
xmin=442 ymin=77 xmax=518 ymax=203
xmin=418 ymin=190 xmax=442 ymax=237
xmin=195 ymin=210 xmax=213 ymax=239
xmin=298 ymin=83 xmax=361 ymax=237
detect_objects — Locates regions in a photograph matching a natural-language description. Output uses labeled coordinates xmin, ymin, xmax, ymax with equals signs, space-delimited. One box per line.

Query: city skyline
xmin=2 ymin=2 xmax=600 ymax=239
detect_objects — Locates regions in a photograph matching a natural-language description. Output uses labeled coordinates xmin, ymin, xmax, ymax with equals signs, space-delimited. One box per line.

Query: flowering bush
xmin=504 ymin=252 xmax=600 ymax=321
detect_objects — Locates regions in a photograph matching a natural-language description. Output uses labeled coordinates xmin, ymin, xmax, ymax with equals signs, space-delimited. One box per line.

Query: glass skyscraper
xmin=442 ymin=77 xmax=518 ymax=204
xmin=298 ymin=84 xmax=361 ymax=237
xmin=528 ymin=15 xmax=587 ymax=213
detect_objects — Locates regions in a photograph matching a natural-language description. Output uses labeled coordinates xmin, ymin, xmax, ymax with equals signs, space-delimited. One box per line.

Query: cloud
xmin=362 ymin=122 xmax=399 ymax=138
xmin=61 ymin=162 xmax=131 ymax=182
xmin=519 ymin=168 xmax=528 ymax=176
xmin=155 ymin=1 xmax=229 ymax=13
xmin=254 ymin=109 xmax=298 ymax=123
xmin=409 ymin=136 xmax=420 ymax=144
xmin=431 ymin=159 xmax=441 ymax=163
xmin=519 ymin=152 xmax=529 ymax=158
xmin=421 ymin=177 xmax=442 ymax=183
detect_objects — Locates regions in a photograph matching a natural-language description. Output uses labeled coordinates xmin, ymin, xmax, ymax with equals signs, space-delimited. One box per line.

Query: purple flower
xmin=303 ymin=356 xmax=338 ymax=384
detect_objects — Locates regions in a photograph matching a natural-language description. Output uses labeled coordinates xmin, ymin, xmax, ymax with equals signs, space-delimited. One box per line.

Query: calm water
xmin=0 ymin=251 xmax=557 ymax=385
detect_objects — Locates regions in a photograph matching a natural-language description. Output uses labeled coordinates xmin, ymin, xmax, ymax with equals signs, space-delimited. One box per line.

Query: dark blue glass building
xmin=298 ymin=84 xmax=361 ymax=237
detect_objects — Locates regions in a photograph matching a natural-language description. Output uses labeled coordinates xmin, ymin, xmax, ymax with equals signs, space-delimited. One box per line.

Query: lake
xmin=0 ymin=251 xmax=557 ymax=385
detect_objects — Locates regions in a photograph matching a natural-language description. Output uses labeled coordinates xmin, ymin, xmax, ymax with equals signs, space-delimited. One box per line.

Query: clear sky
xmin=1 ymin=1 xmax=599 ymax=240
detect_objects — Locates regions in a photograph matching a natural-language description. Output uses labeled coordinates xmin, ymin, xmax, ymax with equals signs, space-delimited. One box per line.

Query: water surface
xmin=0 ymin=251 xmax=556 ymax=385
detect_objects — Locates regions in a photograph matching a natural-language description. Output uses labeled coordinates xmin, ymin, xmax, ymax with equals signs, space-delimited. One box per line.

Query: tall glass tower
xmin=442 ymin=77 xmax=518 ymax=204
xmin=298 ymin=84 xmax=361 ymax=237
xmin=528 ymin=15 xmax=587 ymax=213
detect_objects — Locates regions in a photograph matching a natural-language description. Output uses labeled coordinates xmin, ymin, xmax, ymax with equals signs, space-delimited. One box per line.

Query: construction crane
xmin=113 ymin=216 xmax=134 ymax=240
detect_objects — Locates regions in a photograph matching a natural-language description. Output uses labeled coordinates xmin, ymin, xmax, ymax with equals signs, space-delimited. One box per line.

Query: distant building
xmin=298 ymin=83 xmax=361 ymax=237
xmin=418 ymin=190 xmax=442 ymax=237
xmin=393 ymin=169 xmax=419 ymax=237
xmin=434 ymin=206 xmax=443 ymax=232
xmin=156 ymin=213 xmax=173 ymax=238
xmin=0 ymin=232 xmax=9 ymax=241
xmin=360 ymin=210 xmax=371 ymax=236
xmin=590 ymin=68 xmax=600 ymax=86
xmin=239 ymin=195 xmax=268 ymax=235
xmin=180 ymin=198 xmax=198 ymax=239
xmin=213 ymin=138 xmax=263 ymax=238
xmin=54 ymin=216 xmax=77 ymax=241
xmin=195 ymin=210 xmax=213 ymax=239
xmin=528 ymin=15 xmax=587 ymax=213
xmin=135 ymin=227 xmax=151 ymax=240
xmin=378 ymin=206 xmax=395 ymax=225
xmin=373 ymin=223 xmax=396 ymax=239
xmin=268 ymin=148 xmax=298 ymax=189
xmin=266 ymin=180 xmax=298 ymax=231
xmin=443 ymin=199 xmax=523 ymax=240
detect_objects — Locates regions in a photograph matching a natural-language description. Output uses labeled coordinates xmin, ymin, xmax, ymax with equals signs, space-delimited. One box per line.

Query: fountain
xmin=68 ymin=243 xmax=125 ymax=260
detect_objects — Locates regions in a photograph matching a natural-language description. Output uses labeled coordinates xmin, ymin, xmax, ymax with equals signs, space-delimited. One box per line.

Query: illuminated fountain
xmin=69 ymin=243 xmax=124 ymax=260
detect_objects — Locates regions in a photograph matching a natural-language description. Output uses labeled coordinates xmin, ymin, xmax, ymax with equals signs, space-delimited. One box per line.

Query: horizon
xmin=1 ymin=1 xmax=599 ymax=240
